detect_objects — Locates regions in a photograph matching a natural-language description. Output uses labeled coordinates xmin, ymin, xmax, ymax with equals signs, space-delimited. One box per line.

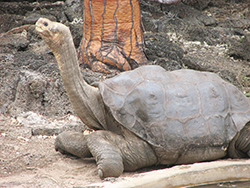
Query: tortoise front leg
xmin=87 ymin=131 xmax=124 ymax=178
xmin=87 ymin=130 xmax=157 ymax=179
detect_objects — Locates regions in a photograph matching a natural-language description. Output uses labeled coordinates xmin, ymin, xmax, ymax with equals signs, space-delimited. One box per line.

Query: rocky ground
xmin=1 ymin=0 xmax=250 ymax=187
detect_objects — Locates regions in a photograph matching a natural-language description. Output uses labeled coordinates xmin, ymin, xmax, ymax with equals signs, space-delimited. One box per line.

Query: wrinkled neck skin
xmin=51 ymin=34 xmax=107 ymax=130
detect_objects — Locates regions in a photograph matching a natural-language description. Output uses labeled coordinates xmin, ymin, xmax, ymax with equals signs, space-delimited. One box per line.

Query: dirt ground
xmin=0 ymin=113 xmax=124 ymax=187
xmin=0 ymin=113 xmax=169 ymax=187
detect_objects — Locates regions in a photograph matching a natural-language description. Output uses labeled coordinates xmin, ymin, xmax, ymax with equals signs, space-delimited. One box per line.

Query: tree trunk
xmin=78 ymin=0 xmax=147 ymax=73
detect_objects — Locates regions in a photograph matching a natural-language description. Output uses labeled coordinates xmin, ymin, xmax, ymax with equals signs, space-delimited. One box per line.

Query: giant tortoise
xmin=35 ymin=18 xmax=250 ymax=179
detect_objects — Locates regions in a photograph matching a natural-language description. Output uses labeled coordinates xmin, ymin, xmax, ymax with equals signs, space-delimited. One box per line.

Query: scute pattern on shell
xmin=99 ymin=65 xmax=250 ymax=152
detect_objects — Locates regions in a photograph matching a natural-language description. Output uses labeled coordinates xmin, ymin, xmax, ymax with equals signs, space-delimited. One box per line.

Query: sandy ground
xmin=0 ymin=113 xmax=98 ymax=187
xmin=0 ymin=113 xmax=149 ymax=187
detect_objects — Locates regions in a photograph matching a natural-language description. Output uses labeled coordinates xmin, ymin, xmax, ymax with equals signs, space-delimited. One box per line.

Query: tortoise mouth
xmin=35 ymin=20 xmax=44 ymax=34
xmin=35 ymin=25 xmax=43 ymax=33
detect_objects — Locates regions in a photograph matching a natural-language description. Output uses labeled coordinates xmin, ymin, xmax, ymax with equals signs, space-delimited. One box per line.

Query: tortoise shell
xmin=99 ymin=65 xmax=250 ymax=153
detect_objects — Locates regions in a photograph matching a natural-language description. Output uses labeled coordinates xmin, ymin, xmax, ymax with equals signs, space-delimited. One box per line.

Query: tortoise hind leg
xmin=228 ymin=121 xmax=250 ymax=158
xmin=55 ymin=131 xmax=92 ymax=158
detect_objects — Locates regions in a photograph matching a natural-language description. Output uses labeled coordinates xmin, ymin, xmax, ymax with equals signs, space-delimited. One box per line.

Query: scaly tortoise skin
xmin=35 ymin=18 xmax=250 ymax=180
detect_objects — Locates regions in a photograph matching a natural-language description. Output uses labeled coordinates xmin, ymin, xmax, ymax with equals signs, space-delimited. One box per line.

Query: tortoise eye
xmin=43 ymin=22 xmax=48 ymax=27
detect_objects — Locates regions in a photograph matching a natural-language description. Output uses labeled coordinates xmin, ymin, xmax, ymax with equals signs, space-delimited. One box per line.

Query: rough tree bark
xmin=78 ymin=0 xmax=147 ymax=73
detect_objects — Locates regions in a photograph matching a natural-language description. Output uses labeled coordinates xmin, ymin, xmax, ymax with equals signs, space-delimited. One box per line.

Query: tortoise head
xmin=35 ymin=18 xmax=71 ymax=51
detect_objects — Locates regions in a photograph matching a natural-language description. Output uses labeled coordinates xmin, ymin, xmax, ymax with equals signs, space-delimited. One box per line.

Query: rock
xmin=0 ymin=33 xmax=29 ymax=51
xmin=153 ymin=58 xmax=183 ymax=71
xmin=0 ymin=41 xmax=74 ymax=117
xmin=182 ymin=52 xmax=242 ymax=89
xmin=0 ymin=53 xmax=14 ymax=64
xmin=0 ymin=1 xmax=67 ymax=34
xmin=69 ymin=22 xmax=83 ymax=49
xmin=182 ymin=0 xmax=212 ymax=10
xmin=17 ymin=111 xmax=52 ymax=128
xmin=228 ymin=33 xmax=250 ymax=61
xmin=140 ymin=0 xmax=165 ymax=18
xmin=0 ymin=14 xmax=24 ymax=33
xmin=182 ymin=55 xmax=209 ymax=71
xmin=157 ymin=16 xmax=222 ymax=45
xmin=141 ymin=15 xmax=159 ymax=33
xmin=218 ymin=17 xmax=250 ymax=29
xmin=161 ymin=2 xmax=217 ymax=26
xmin=65 ymin=0 xmax=83 ymax=22
xmin=0 ymin=2 xmax=34 ymax=15
xmin=0 ymin=65 xmax=20 ymax=114
xmin=16 ymin=111 xmax=87 ymax=136
xmin=8 ymin=70 xmax=47 ymax=115
xmin=144 ymin=33 xmax=184 ymax=70
xmin=28 ymin=40 xmax=52 ymax=55
xmin=23 ymin=13 xmax=56 ymax=25
xmin=12 ymin=51 xmax=47 ymax=70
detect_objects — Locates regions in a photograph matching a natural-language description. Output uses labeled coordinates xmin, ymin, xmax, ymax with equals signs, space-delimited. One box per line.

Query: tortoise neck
xmin=52 ymin=34 xmax=106 ymax=130
xmin=53 ymin=35 xmax=89 ymax=99
xmin=54 ymin=37 xmax=83 ymax=86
